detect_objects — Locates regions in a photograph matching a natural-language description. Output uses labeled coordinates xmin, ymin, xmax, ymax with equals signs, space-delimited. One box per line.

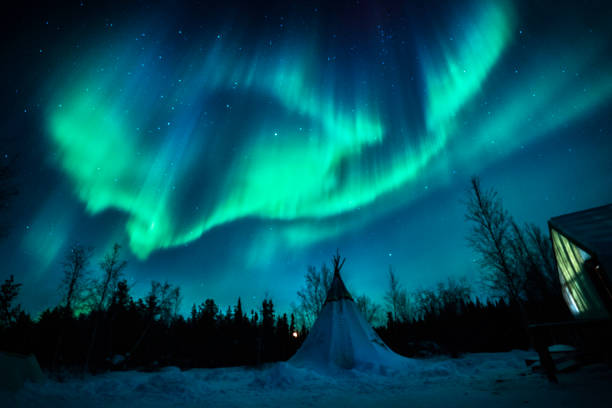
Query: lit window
xmin=552 ymin=229 xmax=607 ymax=319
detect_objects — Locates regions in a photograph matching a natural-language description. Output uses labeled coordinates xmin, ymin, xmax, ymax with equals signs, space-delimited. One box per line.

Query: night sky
xmin=1 ymin=0 xmax=611 ymax=317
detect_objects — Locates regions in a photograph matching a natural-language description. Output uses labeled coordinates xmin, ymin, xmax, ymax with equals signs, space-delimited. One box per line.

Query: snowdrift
xmin=5 ymin=351 xmax=612 ymax=408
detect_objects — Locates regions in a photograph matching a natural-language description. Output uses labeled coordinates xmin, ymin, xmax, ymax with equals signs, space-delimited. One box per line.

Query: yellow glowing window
xmin=551 ymin=229 xmax=607 ymax=319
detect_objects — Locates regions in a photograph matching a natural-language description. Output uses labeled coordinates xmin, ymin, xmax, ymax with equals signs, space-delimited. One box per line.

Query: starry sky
xmin=1 ymin=0 xmax=611 ymax=317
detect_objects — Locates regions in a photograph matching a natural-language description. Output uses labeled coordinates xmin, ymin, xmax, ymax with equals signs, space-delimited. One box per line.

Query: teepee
xmin=289 ymin=253 xmax=407 ymax=371
xmin=0 ymin=352 xmax=45 ymax=391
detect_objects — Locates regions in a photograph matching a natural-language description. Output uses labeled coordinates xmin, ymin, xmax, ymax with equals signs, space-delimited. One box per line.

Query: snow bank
xmin=3 ymin=351 xmax=612 ymax=408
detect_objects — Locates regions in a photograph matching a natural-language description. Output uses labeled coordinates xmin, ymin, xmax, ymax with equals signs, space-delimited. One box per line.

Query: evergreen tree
xmin=111 ymin=280 xmax=132 ymax=311
xmin=234 ymin=297 xmax=243 ymax=324
xmin=0 ymin=275 xmax=22 ymax=328
xmin=261 ymin=298 xmax=276 ymax=361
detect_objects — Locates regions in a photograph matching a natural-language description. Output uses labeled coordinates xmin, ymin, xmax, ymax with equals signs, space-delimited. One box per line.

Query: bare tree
xmin=465 ymin=177 xmax=525 ymax=305
xmin=384 ymin=267 xmax=412 ymax=323
xmin=525 ymin=223 xmax=559 ymax=292
xmin=60 ymin=243 xmax=93 ymax=314
xmin=509 ymin=220 xmax=555 ymax=305
xmin=157 ymin=282 xmax=179 ymax=324
xmin=356 ymin=294 xmax=382 ymax=326
xmin=128 ymin=280 xmax=180 ymax=359
xmin=54 ymin=243 xmax=93 ymax=372
xmin=385 ymin=266 xmax=400 ymax=321
xmin=414 ymin=277 xmax=471 ymax=319
xmin=412 ymin=288 xmax=436 ymax=320
xmin=510 ymin=221 xmax=538 ymax=270
xmin=438 ymin=277 xmax=471 ymax=307
xmin=171 ymin=286 xmax=182 ymax=318
xmin=86 ymin=243 xmax=127 ymax=371
xmin=293 ymin=263 xmax=332 ymax=328
xmin=95 ymin=243 xmax=127 ymax=312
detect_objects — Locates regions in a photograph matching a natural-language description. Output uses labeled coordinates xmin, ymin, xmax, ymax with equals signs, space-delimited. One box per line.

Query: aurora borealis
xmin=2 ymin=0 xmax=612 ymax=315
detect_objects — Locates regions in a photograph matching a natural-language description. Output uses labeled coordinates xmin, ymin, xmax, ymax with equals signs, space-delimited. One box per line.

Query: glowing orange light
xmin=292 ymin=331 xmax=298 ymax=338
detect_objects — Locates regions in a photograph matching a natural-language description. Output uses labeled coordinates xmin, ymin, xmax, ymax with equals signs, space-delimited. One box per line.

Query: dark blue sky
xmin=1 ymin=0 xmax=611 ymax=317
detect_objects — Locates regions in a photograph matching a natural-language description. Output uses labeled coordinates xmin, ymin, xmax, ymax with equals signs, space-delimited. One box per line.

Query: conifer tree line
xmin=0 ymin=178 xmax=572 ymax=372
xmin=0 ymin=139 xmax=296 ymax=372
xmin=0 ymin=247 xmax=301 ymax=372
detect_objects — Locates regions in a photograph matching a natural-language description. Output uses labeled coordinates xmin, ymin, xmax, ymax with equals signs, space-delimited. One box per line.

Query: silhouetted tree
xmin=60 ymin=243 xmax=94 ymax=315
xmin=0 ymin=269 xmax=544 ymax=371
xmin=289 ymin=314 xmax=296 ymax=336
xmin=171 ymin=286 xmax=182 ymax=318
xmin=280 ymin=313 xmax=293 ymax=360
xmin=465 ymin=177 xmax=525 ymax=305
xmin=128 ymin=281 xmax=180 ymax=359
xmin=86 ymin=243 xmax=128 ymax=371
xmin=385 ymin=267 xmax=411 ymax=323
xmin=356 ymin=294 xmax=382 ymax=325
xmin=234 ymin=297 xmax=244 ymax=324
xmin=293 ymin=263 xmax=332 ymax=328
xmin=0 ymin=275 xmax=22 ymax=328
xmin=437 ymin=277 xmax=471 ymax=312
xmin=525 ymin=223 xmax=560 ymax=294
xmin=110 ymin=280 xmax=132 ymax=311
xmin=261 ymin=297 xmax=275 ymax=362
xmin=201 ymin=298 xmax=219 ymax=322
xmin=107 ymin=279 xmax=133 ymax=358
xmin=412 ymin=277 xmax=471 ymax=319
xmin=95 ymin=243 xmax=127 ymax=312
xmin=508 ymin=220 xmax=550 ymax=308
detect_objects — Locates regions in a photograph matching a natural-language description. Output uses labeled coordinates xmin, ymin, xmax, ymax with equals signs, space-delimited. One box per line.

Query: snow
xmin=290 ymin=299 xmax=407 ymax=371
xmin=4 ymin=351 xmax=612 ymax=407
xmin=549 ymin=344 xmax=577 ymax=353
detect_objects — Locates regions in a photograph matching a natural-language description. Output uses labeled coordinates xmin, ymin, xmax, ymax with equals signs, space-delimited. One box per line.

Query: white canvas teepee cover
xmin=0 ymin=352 xmax=45 ymax=391
xmin=290 ymin=255 xmax=407 ymax=371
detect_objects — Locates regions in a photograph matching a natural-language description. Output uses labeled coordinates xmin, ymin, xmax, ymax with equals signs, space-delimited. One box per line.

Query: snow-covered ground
xmin=4 ymin=351 xmax=612 ymax=408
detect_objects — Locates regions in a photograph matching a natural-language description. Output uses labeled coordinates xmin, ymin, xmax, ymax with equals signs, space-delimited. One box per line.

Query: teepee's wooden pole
xmin=332 ymin=250 xmax=346 ymax=276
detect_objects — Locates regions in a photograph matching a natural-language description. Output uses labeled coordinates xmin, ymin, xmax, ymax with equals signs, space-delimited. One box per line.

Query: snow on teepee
xmin=289 ymin=252 xmax=408 ymax=371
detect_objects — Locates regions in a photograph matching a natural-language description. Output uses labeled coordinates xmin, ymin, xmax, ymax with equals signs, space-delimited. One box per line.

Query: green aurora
xmin=45 ymin=0 xmax=612 ymax=260
xmin=1 ymin=0 xmax=611 ymax=317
